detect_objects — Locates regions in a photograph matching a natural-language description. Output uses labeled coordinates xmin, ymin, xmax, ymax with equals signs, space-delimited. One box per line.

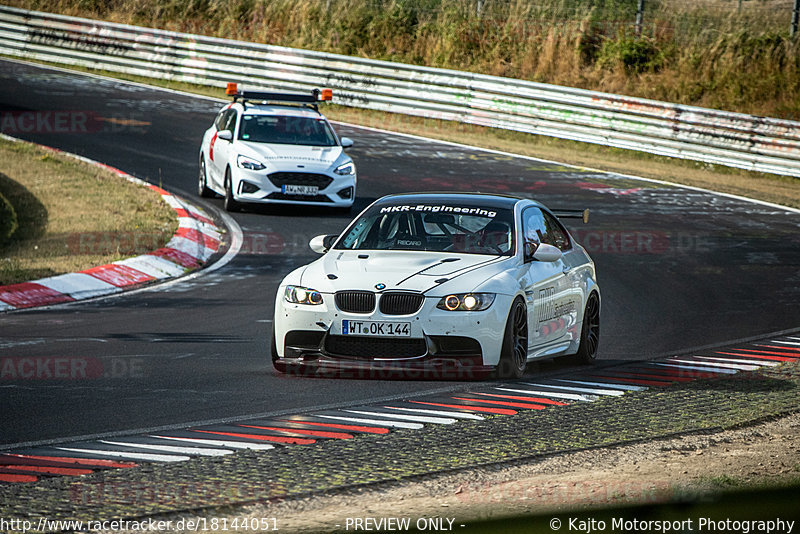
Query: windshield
xmin=335 ymin=203 xmax=515 ymax=256
xmin=238 ymin=115 xmax=337 ymax=146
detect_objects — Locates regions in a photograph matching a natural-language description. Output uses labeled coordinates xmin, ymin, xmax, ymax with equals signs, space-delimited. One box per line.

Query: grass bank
xmin=8 ymin=0 xmax=800 ymax=119
xmin=0 ymin=138 xmax=178 ymax=286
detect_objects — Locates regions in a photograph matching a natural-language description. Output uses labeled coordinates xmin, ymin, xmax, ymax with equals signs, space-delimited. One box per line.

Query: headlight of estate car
xmin=284 ymin=285 xmax=324 ymax=305
xmin=334 ymin=161 xmax=355 ymax=175
xmin=237 ymin=155 xmax=266 ymax=171
xmin=436 ymin=293 xmax=496 ymax=312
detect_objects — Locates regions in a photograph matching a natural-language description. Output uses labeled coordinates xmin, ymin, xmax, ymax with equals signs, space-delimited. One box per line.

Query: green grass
xmin=0 ymin=138 xmax=178 ymax=285
xmin=0 ymin=190 xmax=17 ymax=244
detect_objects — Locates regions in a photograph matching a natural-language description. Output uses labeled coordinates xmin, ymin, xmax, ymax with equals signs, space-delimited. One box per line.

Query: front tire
xmin=224 ymin=169 xmax=241 ymax=212
xmin=573 ymin=292 xmax=600 ymax=364
xmin=271 ymin=330 xmax=284 ymax=372
xmin=496 ymin=297 xmax=528 ymax=379
xmin=198 ymin=157 xmax=214 ymax=198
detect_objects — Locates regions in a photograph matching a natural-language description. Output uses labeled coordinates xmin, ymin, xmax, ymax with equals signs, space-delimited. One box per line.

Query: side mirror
xmin=532 ymin=243 xmax=562 ymax=262
xmin=309 ymin=234 xmax=337 ymax=254
xmin=340 ymin=137 xmax=354 ymax=148
xmin=217 ymin=130 xmax=233 ymax=141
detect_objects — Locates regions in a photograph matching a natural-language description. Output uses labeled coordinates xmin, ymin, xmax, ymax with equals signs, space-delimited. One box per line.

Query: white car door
xmin=520 ymin=207 xmax=573 ymax=350
xmin=208 ymin=109 xmax=237 ymax=189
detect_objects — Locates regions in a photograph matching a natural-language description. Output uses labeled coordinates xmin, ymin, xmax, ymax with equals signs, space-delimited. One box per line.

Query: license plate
xmin=342 ymin=320 xmax=411 ymax=337
xmin=282 ymin=184 xmax=319 ymax=195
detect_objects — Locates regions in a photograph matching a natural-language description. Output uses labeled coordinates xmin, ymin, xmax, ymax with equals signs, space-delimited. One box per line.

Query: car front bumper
xmin=273 ymin=292 xmax=513 ymax=378
xmin=232 ymin=168 xmax=356 ymax=207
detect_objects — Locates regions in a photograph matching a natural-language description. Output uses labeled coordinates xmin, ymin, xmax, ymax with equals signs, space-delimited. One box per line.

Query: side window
xmin=214 ymin=109 xmax=230 ymax=131
xmin=222 ymin=110 xmax=238 ymax=134
xmin=542 ymin=211 xmax=571 ymax=251
xmin=522 ymin=208 xmax=547 ymax=245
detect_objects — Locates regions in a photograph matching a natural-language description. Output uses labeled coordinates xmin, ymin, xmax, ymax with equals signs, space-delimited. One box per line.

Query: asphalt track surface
xmin=1 ymin=59 xmax=799 ymax=446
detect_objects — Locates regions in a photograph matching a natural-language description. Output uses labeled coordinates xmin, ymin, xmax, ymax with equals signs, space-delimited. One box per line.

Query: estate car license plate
xmin=282 ymin=184 xmax=319 ymax=195
xmin=342 ymin=320 xmax=411 ymax=337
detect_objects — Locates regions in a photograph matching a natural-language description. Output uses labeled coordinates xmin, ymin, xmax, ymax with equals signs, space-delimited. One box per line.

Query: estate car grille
xmin=379 ymin=292 xmax=425 ymax=315
xmin=265 ymin=192 xmax=333 ymax=203
xmin=335 ymin=291 xmax=376 ymax=314
xmin=268 ymin=172 xmax=333 ymax=189
xmin=324 ymin=335 xmax=427 ymax=359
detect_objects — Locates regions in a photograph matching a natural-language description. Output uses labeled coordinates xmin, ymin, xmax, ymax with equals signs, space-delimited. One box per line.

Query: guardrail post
xmin=792 ymin=0 xmax=800 ymax=37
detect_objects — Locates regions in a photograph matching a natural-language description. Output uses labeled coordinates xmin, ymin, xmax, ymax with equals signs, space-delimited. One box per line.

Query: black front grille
xmin=266 ymin=192 xmax=333 ymax=203
xmin=324 ymin=335 xmax=427 ymax=359
xmin=268 ymin=172 xmax=333 ymax=189
xmin=335 ymin=291 xmax=376 ymax=313
xmin=379 ymin=292 xmax=424 ymax=315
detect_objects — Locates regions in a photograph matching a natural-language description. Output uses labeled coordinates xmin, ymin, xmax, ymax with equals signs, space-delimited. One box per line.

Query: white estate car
xmin=198 ymin=86 xmax=356 ymax=211
xmin=272 ymin=192 xmax=600 ymax=379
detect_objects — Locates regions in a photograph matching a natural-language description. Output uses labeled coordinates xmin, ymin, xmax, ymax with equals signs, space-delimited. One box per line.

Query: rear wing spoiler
xmin=552 ymin=209 xmax=590 ymax=224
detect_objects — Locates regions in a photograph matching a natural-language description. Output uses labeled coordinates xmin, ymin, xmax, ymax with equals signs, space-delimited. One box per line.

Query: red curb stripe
xmin=277 ymin=420 xmax=389 ymax=434
xmin=0 ymin=473 xmax=37 ymax=483
xmin=451 ymin=396 xmax=546 ymax=410
xmin=0 ymin=465 xmax=93 ymax=476
xmin=409 ymin=400 xmax=516 ymax=415
xmin=473 ymin=392 xmax=569 ymax=406
xmin=175 ymin=208 xmax=214 ymax=226
xmin=146 ymin=184 xmax=170 ymax=195
xmin=0 ymin=282 xmax=74 ymax=309
xmin=82 ymin=264 xmax=154 ymax=287
xmin=731 ymin=348 xmax=800 ymax=358
xmin=756 ymin=345 xmax=800 ymax=353
xmin=175 ymin=227 xmax=220 ymax=251
xmin=193 ymin=430 xmax=315 ymax=445
xmin=150 ymin=247 xmax=202 ymax=268
xmin=2 ymin=455 xmax=137 ymax=469
xmin=238 ymin=425 xmax=353 ymax=440
xmin=715 ymin=351 xmax=796 ymax=362
xmin=588 ymin=375 xmax=674 ymax=387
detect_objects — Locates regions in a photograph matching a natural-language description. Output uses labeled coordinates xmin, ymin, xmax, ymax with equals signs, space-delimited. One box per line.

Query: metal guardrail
xmin=1 ymin=5 xmax=799 ymax=178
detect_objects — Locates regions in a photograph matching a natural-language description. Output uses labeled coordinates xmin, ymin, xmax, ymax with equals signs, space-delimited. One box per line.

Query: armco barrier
xmin=1 ymin=5 xmax=799 ymax=177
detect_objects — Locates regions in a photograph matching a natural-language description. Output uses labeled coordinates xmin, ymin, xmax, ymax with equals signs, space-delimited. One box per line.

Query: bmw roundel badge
xmin=375 ymin=283 xmax=386 ymax=290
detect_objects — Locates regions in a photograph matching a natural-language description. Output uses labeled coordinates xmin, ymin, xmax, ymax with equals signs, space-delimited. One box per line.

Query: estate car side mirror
xmin=217 ymin=130 xmax=233 ymax=141
xmin=340 ymin=137 xmax=354 ymax=148
xmin=309 ymin=234 xmax=338 ymax=254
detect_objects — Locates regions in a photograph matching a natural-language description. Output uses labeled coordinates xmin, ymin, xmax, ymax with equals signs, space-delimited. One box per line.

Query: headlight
xmin=237 ymin=155 xmax=266 ymax=171
xmin=436 ymin=293 xmax=495 ymax=311
xmin=284 ymin=285 xmax=324 ymax=305
xmin=334 ymin=161 xmax=355 ymax=175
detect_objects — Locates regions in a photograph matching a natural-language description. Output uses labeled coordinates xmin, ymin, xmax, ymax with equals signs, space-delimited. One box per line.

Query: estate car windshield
xmin=238 ymin=115 xmax=337 ymax=146
xmin=335 ymin=203 xmax=515 ymax=256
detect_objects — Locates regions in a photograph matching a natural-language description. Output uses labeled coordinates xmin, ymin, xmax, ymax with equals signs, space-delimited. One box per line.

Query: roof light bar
xmin=225 ymin=84 xmax=334 ymax=104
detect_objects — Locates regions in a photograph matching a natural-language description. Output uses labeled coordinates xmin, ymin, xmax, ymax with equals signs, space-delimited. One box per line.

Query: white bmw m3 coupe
xmin=272 ymin=192 xmax=599 ymax=379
